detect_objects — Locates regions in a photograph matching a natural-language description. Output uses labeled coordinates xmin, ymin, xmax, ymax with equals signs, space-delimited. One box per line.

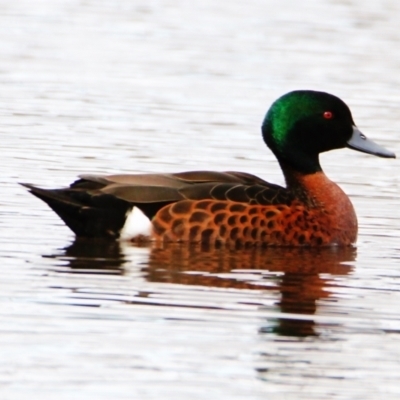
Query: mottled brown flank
xmin=213 ymin=213 xmax=226 ymax=224
xmin=230 ymin=203 xmax=246 ymax=212
xmin=189 ymin=211 xmax=210 ymax=224
xmin=211 ymin=202 xmax=228 ymax=213
xmin=195 ymin=200 xmax=213 ymax=210
xmin=151 ymin=195 xmax=356 ymax=246
xmin=171 ymin=200 xmax=192 ymax=214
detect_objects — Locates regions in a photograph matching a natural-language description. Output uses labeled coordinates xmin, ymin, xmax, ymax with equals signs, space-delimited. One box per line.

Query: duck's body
xmin=22 ymin=90 xmax=395 ymax=246
xmin=150 ymin=170 xmax=357 ymax=246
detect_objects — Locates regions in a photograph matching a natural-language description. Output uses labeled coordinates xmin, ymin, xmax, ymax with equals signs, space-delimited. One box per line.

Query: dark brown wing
xmin=179 ymin=182 xmax=294 ymax=205
xmin=72 ymin=170 xmax=292 ymax=206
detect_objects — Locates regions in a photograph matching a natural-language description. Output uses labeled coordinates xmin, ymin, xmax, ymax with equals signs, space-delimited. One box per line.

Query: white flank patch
xmin=119 ymin=206 xmax=152 ymax=241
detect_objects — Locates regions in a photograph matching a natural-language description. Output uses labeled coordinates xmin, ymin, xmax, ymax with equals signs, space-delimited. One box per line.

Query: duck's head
xmin=262 ymin=90 xmax=395 ymax=174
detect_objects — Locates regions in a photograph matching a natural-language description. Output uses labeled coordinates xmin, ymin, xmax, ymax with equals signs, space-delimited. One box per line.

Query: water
xmin=2 ymin=0 xmax=400 ymax=398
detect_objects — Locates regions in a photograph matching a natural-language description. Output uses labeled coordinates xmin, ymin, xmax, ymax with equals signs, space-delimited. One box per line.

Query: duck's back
xmin=22 ymin=170 xmax=295 ymax=243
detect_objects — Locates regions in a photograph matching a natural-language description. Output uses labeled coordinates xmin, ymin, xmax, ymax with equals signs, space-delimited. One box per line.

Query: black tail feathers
xmin=21 ymin=183 xmax=130 ymax=238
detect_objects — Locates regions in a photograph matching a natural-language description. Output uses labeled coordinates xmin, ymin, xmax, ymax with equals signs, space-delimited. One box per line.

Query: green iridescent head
xmin=262 ymin=90 xmax=356 ymax=173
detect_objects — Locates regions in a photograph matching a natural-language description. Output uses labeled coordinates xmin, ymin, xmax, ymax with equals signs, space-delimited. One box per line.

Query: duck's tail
xmin=20 ymin=183 xmax=129 ymax=238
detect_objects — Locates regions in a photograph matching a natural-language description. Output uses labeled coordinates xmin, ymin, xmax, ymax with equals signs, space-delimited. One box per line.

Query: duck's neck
xmin=281 ymin=162 xmax=343 ymax=204
xmin=275 ymin=148 xmax=322 ymax=176
xmin=281 ymin=163 xmax=358 ymax=243
xmin=285 ymin=168 xmax=339 ymax=205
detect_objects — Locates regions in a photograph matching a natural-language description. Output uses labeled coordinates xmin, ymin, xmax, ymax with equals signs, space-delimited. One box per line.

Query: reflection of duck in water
xmin=145 ymin=243 xmax=354 ymax=290
xmin=51 ymin=239 xmax=126 ymax=275
xmin=22 ymin=91 xmax=394 ymax=246
xmin=53 ymin=240 xmax=355 ymax=336
xmin=145 ymin=243 xmax=356 ymax=336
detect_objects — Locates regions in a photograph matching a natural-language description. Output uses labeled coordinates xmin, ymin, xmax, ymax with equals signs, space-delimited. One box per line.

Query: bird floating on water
xmin=22 ymin=90 xmax=395 ymax=246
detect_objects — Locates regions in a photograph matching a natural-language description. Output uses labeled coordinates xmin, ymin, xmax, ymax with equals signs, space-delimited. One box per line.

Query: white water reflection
xmin=2 ymin=0 xmax=400 ymax=399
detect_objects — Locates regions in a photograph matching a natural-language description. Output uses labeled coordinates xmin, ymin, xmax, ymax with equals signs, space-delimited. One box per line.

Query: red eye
xmin=323 ymin=111 xmax=333 ymax=119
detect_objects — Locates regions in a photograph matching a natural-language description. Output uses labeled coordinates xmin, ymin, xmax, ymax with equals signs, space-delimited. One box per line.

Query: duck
xmin=22 ymin=90 xmax=395 ymax=246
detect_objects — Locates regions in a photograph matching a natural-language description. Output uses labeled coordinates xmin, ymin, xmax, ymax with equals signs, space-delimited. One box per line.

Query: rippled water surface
xmin=2 ymin=1 xmax=400 ymax=399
